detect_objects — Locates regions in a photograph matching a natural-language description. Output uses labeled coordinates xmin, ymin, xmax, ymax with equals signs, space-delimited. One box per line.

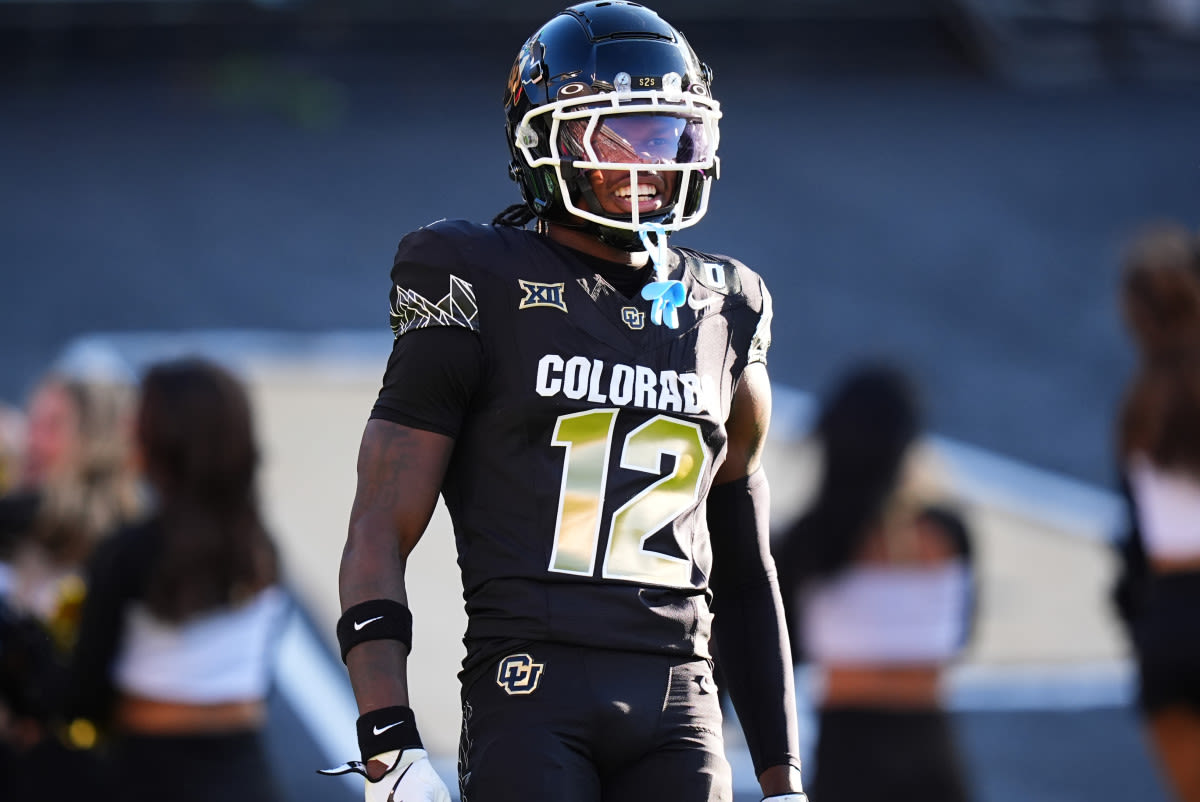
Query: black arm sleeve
xmin=707 ymin=469 xmax=802 ymax=779
xmin=370 ymin=326 xmax=483 ymax=437
xmin=772 ymin=516 xmax=808 ymax=664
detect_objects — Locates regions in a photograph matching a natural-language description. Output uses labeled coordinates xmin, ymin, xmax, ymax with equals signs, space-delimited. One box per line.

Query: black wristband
xmin=336 ymin=599 xmax=413 ymax=663
xmin=357 ymin=705 xmax=423 ymax=763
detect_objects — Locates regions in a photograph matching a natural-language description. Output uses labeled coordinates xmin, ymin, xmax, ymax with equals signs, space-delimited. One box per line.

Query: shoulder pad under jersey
xmin=387 ymin=220 xmax=508 ymax=338
xmin=677 ymin=247 xmax=773 ymax=365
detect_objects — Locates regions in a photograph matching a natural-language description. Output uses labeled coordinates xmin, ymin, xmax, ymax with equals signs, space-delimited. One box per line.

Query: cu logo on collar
xmin=496 ymin=653 xmax=545 ymax=695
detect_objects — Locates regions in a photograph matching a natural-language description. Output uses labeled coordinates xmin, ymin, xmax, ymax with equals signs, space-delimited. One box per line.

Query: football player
xmin=324 ymin=3 xmax=807 ymax=800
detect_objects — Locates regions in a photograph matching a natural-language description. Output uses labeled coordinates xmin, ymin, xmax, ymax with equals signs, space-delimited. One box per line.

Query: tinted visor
xmin=560 ymin=112 xmax=714 ymax=167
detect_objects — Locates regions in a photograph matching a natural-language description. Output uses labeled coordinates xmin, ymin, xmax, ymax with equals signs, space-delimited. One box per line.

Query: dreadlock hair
xmin=493 ymin=203 xmax=537 ymax=228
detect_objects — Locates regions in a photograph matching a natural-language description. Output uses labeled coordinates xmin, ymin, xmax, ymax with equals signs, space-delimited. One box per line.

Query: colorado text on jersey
xmin=534 ymin=354 xmax=719 ymax=415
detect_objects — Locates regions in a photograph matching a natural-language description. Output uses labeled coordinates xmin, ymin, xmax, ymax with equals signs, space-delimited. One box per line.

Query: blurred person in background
xmin=0 ymin=369 xmax=143 ymax=800
xmin=0 ymin=401 xmax=26 ymax=774
xmin=326 ymin=2 xmax=807 ymax=801
xmin=0 ymin=402 xmax=27 ymax=592
xmin=774 ymin=362 xmax=976 ymax=802
xmin=0 ymin=403 xmax=24 ymax=493
xmin=54 ymin=356 xmax=288 ymax=802
xmin=1 ymin=370 xmax=142 ymax=620
xmin=0 ymin=400 xmax=29 ymax=802
xmin=1112 ymin=221 xmax=1200 ymax=802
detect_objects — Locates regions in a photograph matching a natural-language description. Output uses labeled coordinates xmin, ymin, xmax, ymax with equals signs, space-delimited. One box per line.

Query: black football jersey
xmin=386 ymin=219 xmax=772 ymax=672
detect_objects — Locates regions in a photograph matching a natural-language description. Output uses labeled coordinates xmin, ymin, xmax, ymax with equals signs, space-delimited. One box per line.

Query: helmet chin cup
xmin=596 ymin=224 xmax=649 ymax=253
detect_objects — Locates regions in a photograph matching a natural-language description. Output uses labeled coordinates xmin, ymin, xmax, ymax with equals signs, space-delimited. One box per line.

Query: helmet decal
xmin=558 ymin=82 xmax=592 ymax=97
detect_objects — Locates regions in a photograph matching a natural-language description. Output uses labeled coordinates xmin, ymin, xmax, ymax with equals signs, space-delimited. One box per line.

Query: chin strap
xmin=638 ymin=223 xmax=686 ymax=329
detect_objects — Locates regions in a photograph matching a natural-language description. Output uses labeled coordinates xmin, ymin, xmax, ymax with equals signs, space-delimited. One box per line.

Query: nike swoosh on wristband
xmin=687 ymin=293 xmax=718 ymax=311
xmin=354 ymin=615 xmax=385 ymax=631
xmin=373 ymin=721 xmax=406 ymax=735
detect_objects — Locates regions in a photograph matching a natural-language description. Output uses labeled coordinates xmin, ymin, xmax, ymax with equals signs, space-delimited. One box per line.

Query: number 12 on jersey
xmin=547 ymin=408 xmax=709 ymax=589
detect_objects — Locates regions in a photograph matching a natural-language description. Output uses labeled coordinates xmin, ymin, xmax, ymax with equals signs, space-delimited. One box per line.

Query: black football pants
xmin=457 ymin=642 xmax=732 ymax=802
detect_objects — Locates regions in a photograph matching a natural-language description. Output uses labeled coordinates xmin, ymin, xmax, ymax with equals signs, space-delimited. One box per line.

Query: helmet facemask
xmin=512 ymin=72 xmax=721 ymax=251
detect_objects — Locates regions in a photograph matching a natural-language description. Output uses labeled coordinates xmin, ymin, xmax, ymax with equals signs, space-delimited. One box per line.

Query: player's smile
xmin=587 ymin=169 xmax=676 ymax=216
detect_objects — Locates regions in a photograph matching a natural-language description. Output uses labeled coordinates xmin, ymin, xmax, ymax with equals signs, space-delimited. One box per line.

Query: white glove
xmin=762 ymin=795 xmax=809 ymax=801
xmin=319 ymin=748 xmax=452 ymax=802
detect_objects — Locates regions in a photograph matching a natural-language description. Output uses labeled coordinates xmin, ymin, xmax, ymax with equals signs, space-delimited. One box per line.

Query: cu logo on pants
xmin=496 ymin=653 xmax=545 ymax=695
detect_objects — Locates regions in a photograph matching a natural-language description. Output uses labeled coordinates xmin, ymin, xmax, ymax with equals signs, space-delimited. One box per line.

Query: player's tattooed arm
xmin=339 ymin=418 xmax=455 ymax=715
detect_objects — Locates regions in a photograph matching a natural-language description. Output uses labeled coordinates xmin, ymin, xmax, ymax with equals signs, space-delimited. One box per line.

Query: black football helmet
xmin=503 ymin=1 xmax=721 ymax=251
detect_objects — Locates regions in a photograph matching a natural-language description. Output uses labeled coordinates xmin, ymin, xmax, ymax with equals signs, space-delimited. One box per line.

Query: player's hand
xmin=761 ymin=795 xmax=808 ymax=801
xmin=319 ymin=748 xmax=452 ymax=802
xmin=364 ymin=749 xmax=451 ymax=802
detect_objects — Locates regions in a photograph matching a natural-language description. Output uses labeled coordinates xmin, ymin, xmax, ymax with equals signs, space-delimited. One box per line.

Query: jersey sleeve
xmin=374 ymin=223 xmax=488 ymax=437
xmin=748 ymin=276 xmax=773 ymax=366
xmin=388 ymin=225 xmax=482 ymax=338
xmin=370 ymin=326 xmax=483 ymax=438
xmin=681 ymin=247 xmax=773 ymax=369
